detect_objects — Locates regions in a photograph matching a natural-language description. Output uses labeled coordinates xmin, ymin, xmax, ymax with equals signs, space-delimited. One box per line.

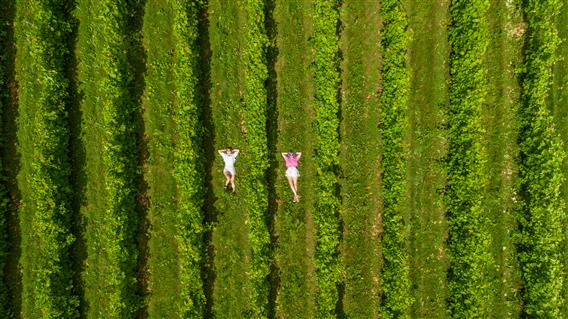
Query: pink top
xmin=285 ymin=155 xmax=300 ymax=168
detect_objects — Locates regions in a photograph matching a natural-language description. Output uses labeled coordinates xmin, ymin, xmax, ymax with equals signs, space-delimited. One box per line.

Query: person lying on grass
xmin=281 ymin=151 xmax=302 ymax=202
xmin=219 ymin=147 xmax=240 ymax=194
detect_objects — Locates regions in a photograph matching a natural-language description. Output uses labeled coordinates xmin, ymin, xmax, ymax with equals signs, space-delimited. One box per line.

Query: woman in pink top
xmin=281 ymin=151 xmax=302 ymax=202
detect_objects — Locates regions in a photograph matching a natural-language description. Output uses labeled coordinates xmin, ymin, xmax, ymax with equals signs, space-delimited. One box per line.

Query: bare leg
xmin=230 ymin=174 xmax=236 ymax=193
xmin=292 ymin=177 xmax=299 ymax=194
xmin=287 ymin=176 xmax=297 ymax=199
xmin=224 ymin=171 xmax=232 ymax=189
xmin=292 ymin=177 xmax=299 ymax=201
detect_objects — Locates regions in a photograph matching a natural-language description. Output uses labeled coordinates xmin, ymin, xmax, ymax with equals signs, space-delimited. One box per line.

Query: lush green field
xmin=1 ymin=0 xmax=567 ymax=318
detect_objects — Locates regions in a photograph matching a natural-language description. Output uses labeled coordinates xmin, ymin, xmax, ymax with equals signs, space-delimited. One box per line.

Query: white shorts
xmin=224 ymin=167 xmax=236 ymax=176
xmin=285 ymin=167 xmax=299 ymax=177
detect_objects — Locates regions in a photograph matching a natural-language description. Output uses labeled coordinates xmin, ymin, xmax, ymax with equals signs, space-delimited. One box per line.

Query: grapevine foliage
xmin=517 ymin=0 xmax=566 ymax=316
xmin=378 ymin=0 xmax=412 ymax=317
xmin=446 ymin=0 xmax=492 ymax=317
xmin=172 ymin=0 xmax=207 ymax=317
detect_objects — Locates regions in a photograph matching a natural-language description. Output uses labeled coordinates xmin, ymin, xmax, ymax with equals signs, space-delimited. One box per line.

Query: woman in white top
xmin=282 ymin=151 xmax=302 ymax=202
xmin=218 ymin=147 xmax=240 ymax=193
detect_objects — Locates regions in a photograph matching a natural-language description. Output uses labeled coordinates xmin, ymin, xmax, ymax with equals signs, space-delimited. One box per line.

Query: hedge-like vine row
xmin=313 ymin=0 xmax=341 ymax=317
xmin=88 ymin=0 xmax=141 ymax=316
xmin=517 ymin=0 xmax=566 ymax=316
xmin=243 ymin=0 xmax=271 ymax=316
xmin=172 ymin=0 xmax=207 ymax=317
xmin=0 ymin=5 xmax=9 ymax=315
xmin=377 ymin=0 xmax=411 ymax=317
xmin=446 ymin=0 xmax=491 ymax=317
xmin=15 ymin=0 xmax=78 ymax=317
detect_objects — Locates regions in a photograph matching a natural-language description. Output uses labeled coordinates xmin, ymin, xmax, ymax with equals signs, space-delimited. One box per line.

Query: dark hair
xmin=227 ymin=146 xmax=233 ymax=151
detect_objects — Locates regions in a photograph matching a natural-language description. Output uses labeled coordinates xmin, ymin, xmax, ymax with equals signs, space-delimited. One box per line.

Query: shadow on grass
xmin=125 ymin=0 xmax=149 ymax=317
xmin=198 ymin=3 xmax=219 ymax=318
xmin=64 ymin=1 xmax=88 ymax=317
xmin=0 ymin=0 xmax=21 ymax=317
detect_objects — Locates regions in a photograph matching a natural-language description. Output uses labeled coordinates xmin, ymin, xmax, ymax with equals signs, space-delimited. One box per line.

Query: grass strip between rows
xmin=339 ymin=0 xmax=382 ymax=317
xmin=272 ymin=0 xmax=318 ymax=316
xmin=15 ymin=0 xmax=78 ymax=317
xmin=172 ymin=0 xmax=207 ymax=316
xmin=313 ymin=0 xmax=341 ymax=317
xmin=208 ymin=0 xmax=254 ymax=315
xmin=446 ymin=0 xmax=492 ymax=317
xmin=82 ymin=0 xmax=142 ymax=316
xmin=483 ymin=0 xmax=523 ymax=315
xmin=242 ymin=0 xmax=271 ymax=316
xmin=377 ymin=0 xmax=411 ymax=317
xmin=517 ymin=0 xmax=566 ymax=316
xmin=406 ymin=0 xmax=451 ymax=316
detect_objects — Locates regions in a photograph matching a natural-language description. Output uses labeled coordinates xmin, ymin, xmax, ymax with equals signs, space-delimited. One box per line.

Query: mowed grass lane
xmin=273 ymin=0 xmax=318 ymax=317
xmin=551 ymin=2 xmax=568 ymax=316
xmin=339 ymin=0 xmax=382 ymax=317
xmin=483 ymin=0 xmax=523 ymax=316
xmin=312 ymin=0 xmax=342 ymax=316
xmin=406 ymin=0 xmax=450 ymax=317
xmin=208 ymin=0 xmax=254 ymax=316
xmin=75 ymin=0 xmax=145 ymax=316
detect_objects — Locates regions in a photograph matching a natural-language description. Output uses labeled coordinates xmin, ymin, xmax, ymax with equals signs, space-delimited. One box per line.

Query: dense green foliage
xmin=142 ymin=0 xmax=178 ymax=316
xmin=242 ymin=0 xmax=271 ymax=316
xmin=551 ymin=4 xmax=568 ymax=318
xmin=80 ymin=0 xmax=142 ymax=316
xmin=446 ymin=0 xmax=491 ymax=317
xmin=0 ymin=76 xmax=6 ymax=318
xmin=0 ymin=2 xmax=9 ymax=315
xmin=378 ymin=0 xmax=412 ymax=317
xmin=15 ymin=0 xmax=78 ymax=317
xmin=313 ymin=0 xmax=341 ymax=317
xmin=517 ymin=0 xmax=566 ymax=316
xmin=171 ymin=0 xmax=207 ymax=317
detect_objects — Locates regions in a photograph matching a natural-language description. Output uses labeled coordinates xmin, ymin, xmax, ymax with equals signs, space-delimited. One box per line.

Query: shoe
xmin=224 ymin=185 xmax=228 ymax=192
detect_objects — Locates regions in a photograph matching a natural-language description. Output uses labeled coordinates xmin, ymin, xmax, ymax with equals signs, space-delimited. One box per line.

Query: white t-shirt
xmin=221 ymin=151 xmax=239 ymax=174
